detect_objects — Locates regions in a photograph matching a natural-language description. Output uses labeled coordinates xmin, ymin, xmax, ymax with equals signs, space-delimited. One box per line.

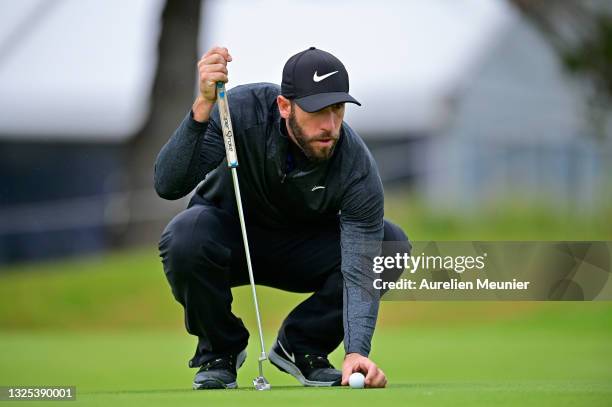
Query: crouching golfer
xmin=155 ymin=46 xmax=411 ymax=389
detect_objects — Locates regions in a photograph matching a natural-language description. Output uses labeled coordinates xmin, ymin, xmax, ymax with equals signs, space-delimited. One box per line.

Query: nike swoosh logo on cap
xmin=313 ymin=70 xmax=338 ymax=82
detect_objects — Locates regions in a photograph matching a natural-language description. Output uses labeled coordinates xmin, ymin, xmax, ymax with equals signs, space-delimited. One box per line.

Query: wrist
xmin=191 ymin=95 xmax=215 ymax=123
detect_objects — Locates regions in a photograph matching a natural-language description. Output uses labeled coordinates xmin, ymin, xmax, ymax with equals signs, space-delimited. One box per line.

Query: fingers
xmin=341 ymin=353 xmax=387 ymax=388
xmin=342 ymin=354 xmax=387 ymax=388
xmin=379 ymin=369 xmax=388 ymax=387
xmin=203 ymin=72 xmax=228 ymax=84
xmin=341 ymin=361 xmax=354 ymax=385
xmin=197 ymin=46 xmax=232 ymax=99
xmin=366 ymin=367 xmax=387 ymax=388
xmin=200 ymin=63 xmax=228 ymax=75
xmin=200 ymin=46 xmax=232 ymax=63
xmin=342 ymin=353 xmax=363 ymax=385
xmin=199 ymin=53 xmax=228 ymax=67
xmin=197 ymin=47 xmax=231 ymax=79
xmin=198 ymin=65 xmax=228 ymax=83
xmin=363 ymin=359 xmax=378 ymax=385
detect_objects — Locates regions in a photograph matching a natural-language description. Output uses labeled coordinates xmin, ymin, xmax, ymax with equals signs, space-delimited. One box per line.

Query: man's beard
xmin=288 ymin=108 xmax=339 ymax=163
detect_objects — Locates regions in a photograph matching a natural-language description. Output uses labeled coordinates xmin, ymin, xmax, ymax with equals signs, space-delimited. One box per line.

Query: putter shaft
xmin=230 ymin=168 xmax=267 ymax=360
xmin=218 ymin=82 xmax=270 ymax=389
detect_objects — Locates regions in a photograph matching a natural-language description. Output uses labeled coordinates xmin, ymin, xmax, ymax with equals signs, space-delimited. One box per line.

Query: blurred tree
xmin=509 ymin=0 xmax=612 ymax=139
xmin=118 ymin=0 xmax=202 ymax=246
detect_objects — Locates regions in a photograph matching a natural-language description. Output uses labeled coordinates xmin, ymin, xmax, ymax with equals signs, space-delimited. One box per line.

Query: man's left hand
xmin=341 ymin=353 xmax=387 ymax=388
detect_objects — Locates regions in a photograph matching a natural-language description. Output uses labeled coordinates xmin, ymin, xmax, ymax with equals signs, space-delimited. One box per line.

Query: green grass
xmin=384 ymin=189 xmax=612 ymax=240
xmin=1 ymin=327 xmax=611 ymax=406
xmin=1 ymin=248 xmax=611 ymax=406
xmin=0 ymin=193 xmax=611 ymax=406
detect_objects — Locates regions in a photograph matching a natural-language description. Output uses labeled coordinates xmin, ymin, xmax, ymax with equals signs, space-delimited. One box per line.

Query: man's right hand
xmin=342 ymin=353 xmax=387 ymax=388
xmin=192 ymin=46 xmax=233 ymax=123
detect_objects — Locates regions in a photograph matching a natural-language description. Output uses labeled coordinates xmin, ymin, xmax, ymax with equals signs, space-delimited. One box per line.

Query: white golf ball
xmin=349 ymin=372 xmax=365 ymax=389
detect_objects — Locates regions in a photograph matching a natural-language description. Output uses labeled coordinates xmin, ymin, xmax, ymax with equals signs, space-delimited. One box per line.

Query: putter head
xmin=253 ymin=376 xmax=271 ymax=391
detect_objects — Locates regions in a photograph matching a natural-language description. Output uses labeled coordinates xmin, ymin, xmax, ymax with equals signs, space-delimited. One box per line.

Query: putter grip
xmin=216 ymin=82 xmax=239 ymax=168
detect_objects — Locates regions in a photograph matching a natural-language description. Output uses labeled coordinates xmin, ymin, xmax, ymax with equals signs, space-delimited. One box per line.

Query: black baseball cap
xmin=281 ymin=47 xmax=361 ymax=113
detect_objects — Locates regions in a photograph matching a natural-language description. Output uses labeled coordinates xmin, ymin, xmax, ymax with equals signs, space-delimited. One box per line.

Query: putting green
xmin=0 ymin=247 xmax=611 ymax=406
xmin=1 ymin=323 xmax=611 ymax=406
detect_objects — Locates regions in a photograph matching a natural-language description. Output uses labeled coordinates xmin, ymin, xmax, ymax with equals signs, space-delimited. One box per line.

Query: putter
xmin=216 ymin=82 xmax=271 ymax=391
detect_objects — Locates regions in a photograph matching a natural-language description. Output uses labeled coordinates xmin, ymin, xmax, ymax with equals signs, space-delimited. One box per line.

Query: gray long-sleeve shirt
xmin=154 ymin=82 xmax=384 ymax=356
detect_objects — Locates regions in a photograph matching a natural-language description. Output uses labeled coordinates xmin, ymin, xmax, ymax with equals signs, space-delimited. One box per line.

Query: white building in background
xmin=0 ymin=0 xmax=164 ymax=141
xmin=203 ymin=0 xmax=611 ymax=211
xmin=422 ymin=14 xmax=612 ymax=212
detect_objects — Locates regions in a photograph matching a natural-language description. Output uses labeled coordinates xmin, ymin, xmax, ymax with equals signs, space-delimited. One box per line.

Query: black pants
xmin=159 ymin=204 xmax=410 ymax=367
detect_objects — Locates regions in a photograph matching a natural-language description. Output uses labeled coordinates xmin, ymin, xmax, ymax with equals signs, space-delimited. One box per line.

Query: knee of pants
xmin=318 ymin=271 xmax=344 ymax=306
xmin=380 ymin=220 xmax=412 ymax=290
xmin=383 ymin=219 xmax=412 ymax=257
xmin=159 ymin=206 xmax=232 ymax=276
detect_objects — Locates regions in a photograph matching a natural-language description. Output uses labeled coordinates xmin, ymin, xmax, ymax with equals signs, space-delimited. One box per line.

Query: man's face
xmin=287 ymin=101 xmax=345 ymax=162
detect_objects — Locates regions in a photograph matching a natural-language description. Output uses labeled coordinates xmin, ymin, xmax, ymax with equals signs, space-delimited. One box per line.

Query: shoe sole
xmin=192 ymin=349 xmax=247 ymax=390
xmin=193 ymin=379 xmax=238 ymax=390
xmin=268 ymin=346 xmax=338 ymax=387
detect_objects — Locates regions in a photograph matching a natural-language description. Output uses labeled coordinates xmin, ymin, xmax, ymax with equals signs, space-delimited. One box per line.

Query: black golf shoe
xmin=268 ymin=338 xmax=341 ymax=386
xmin=192 ymin=349 xmax=246 ymax=389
